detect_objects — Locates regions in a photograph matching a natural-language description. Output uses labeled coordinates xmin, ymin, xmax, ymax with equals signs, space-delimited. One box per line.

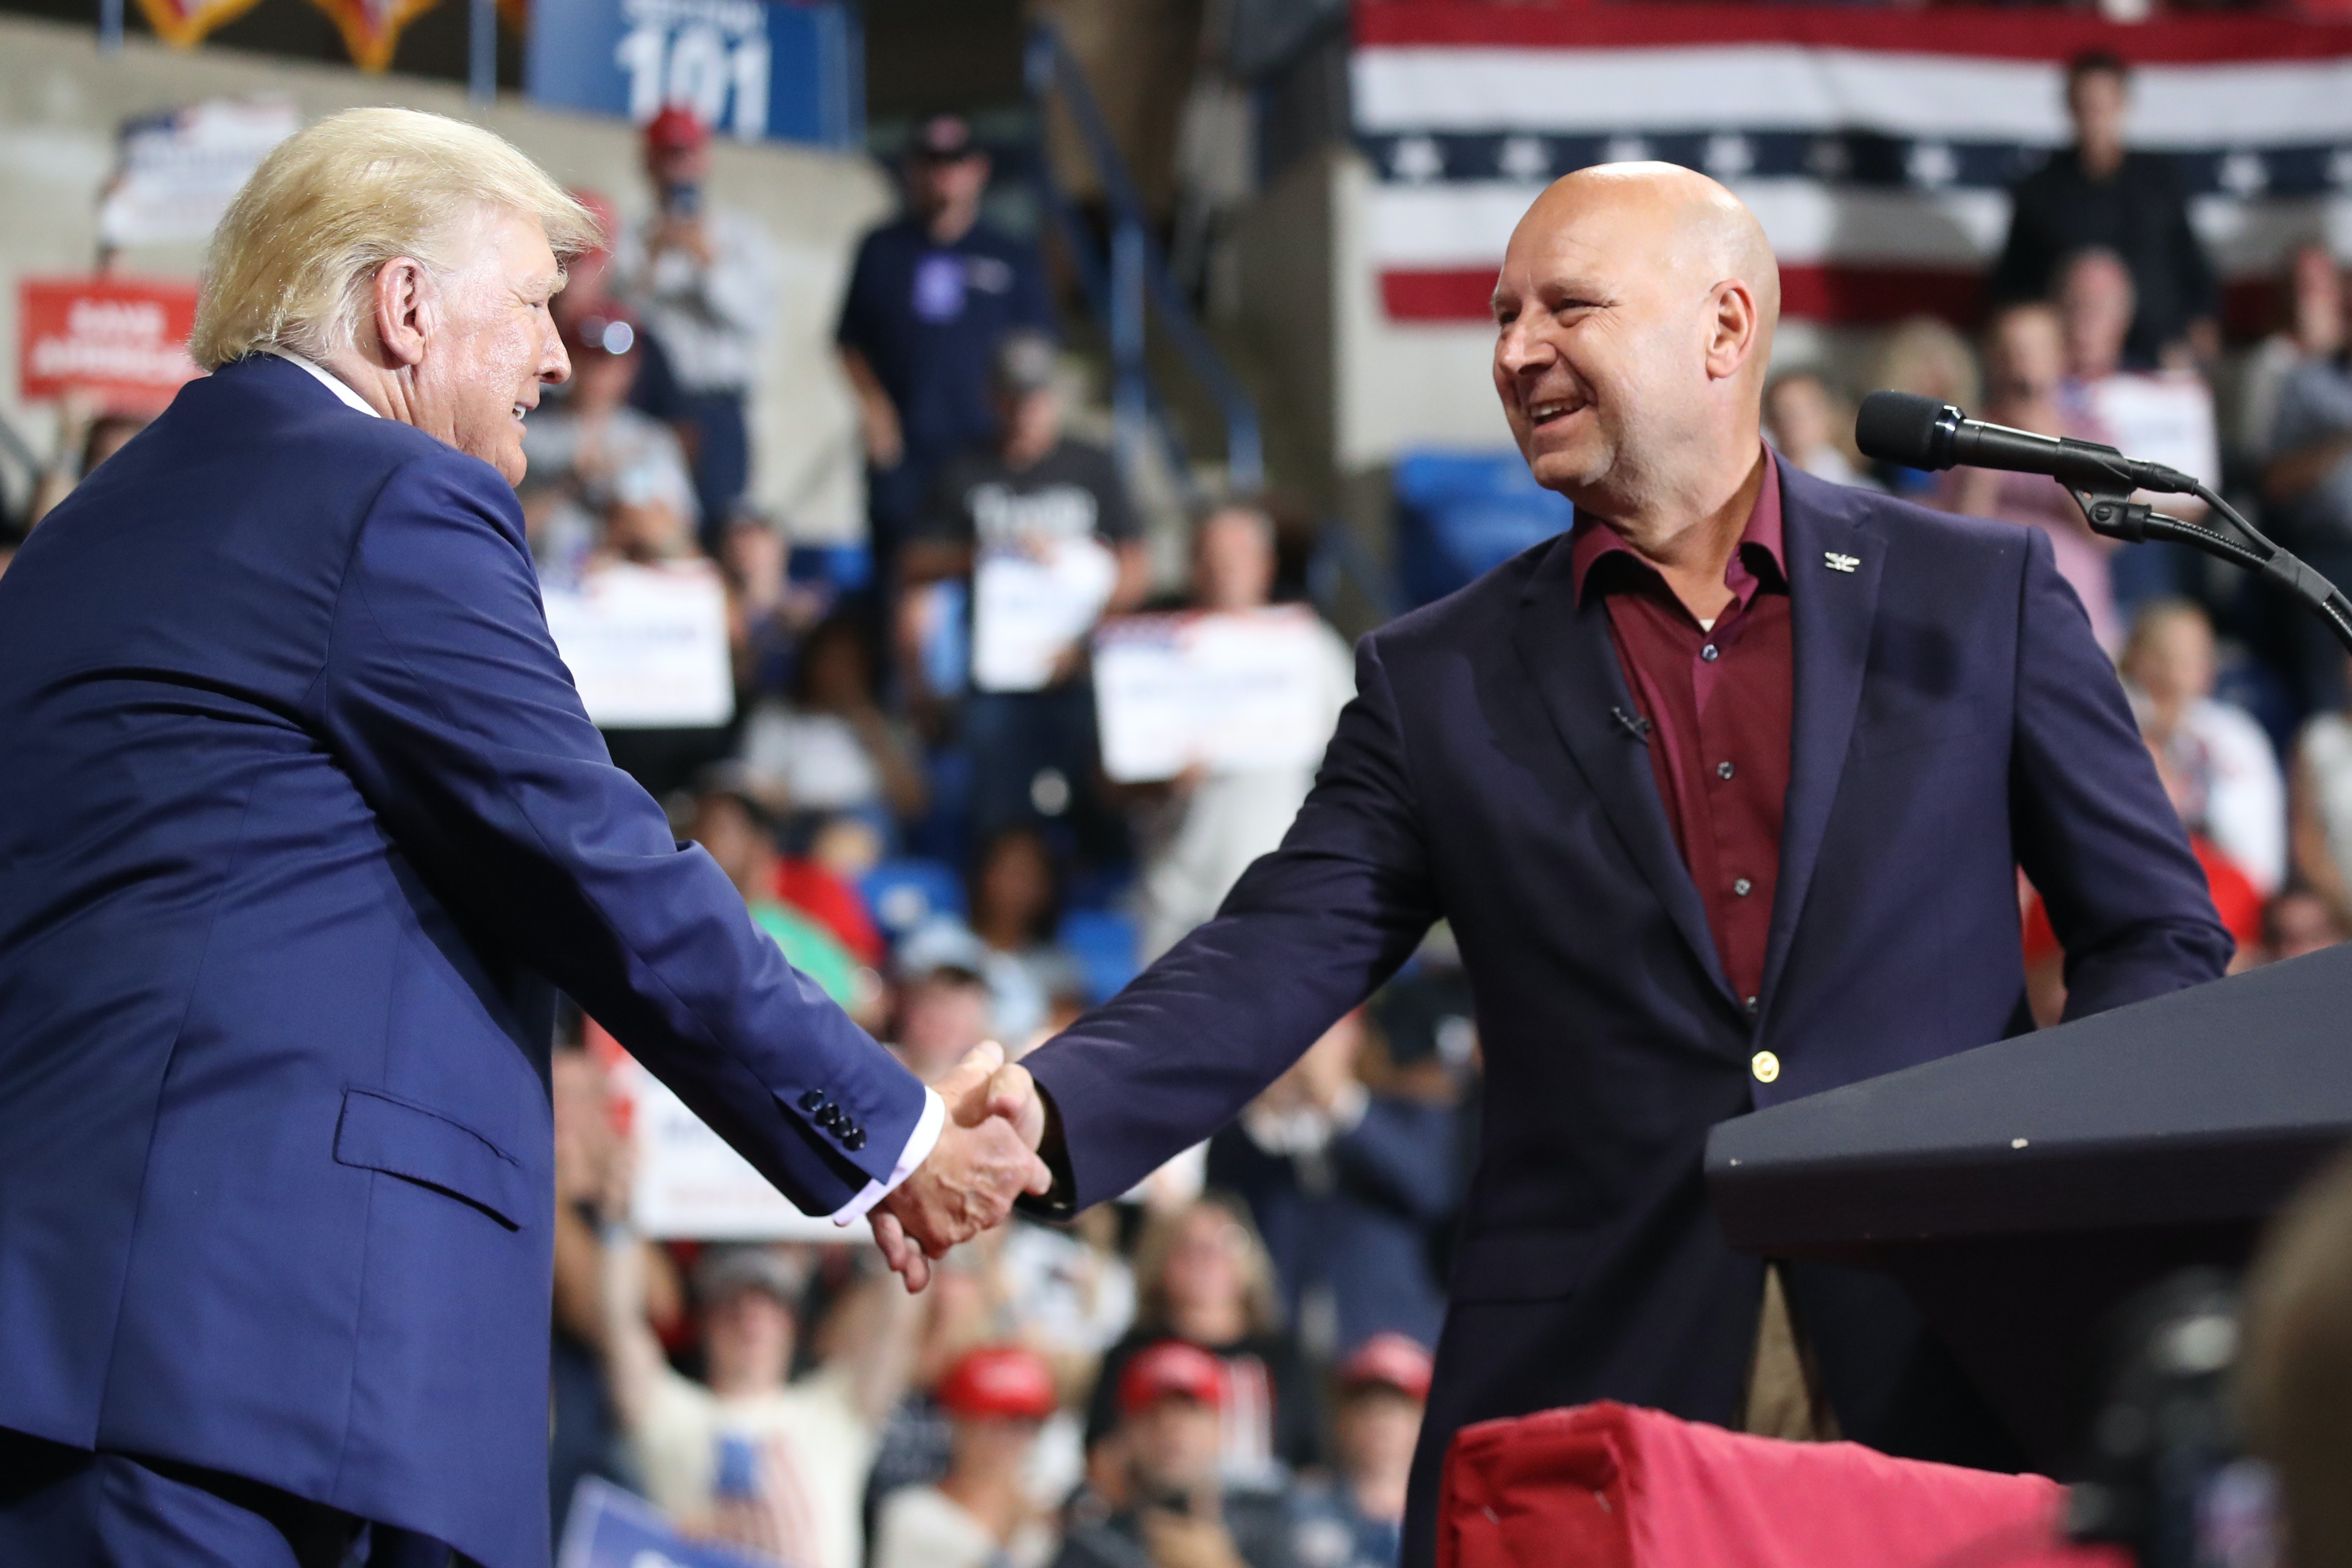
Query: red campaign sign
xmin=18 ymin=276 xmax=202 ymax=412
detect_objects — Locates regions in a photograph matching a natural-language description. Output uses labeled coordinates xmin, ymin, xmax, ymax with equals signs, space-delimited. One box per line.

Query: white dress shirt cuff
xmin=829 ymin=1086 xmax=946 ymax=1226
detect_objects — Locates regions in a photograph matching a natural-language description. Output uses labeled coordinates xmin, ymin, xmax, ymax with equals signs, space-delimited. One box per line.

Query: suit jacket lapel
xmin=1761 ymin=465 xmax=1883 ymax=1010
xmin=1512 ymin=536 xmax=1737 ymax=1007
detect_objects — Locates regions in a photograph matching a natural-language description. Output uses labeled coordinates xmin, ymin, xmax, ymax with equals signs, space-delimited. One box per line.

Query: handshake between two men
xmin=870 ymin=1042 xmax=1052 ymax=1291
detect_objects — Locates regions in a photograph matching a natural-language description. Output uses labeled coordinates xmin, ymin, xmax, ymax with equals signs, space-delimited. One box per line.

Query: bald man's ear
xmin=1702 ymin=279 xmax=1763 ymax=383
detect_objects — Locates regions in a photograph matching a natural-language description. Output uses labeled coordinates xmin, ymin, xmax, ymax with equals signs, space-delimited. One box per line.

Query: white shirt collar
xmin=266 ymin=349 xmax=381 ymax=419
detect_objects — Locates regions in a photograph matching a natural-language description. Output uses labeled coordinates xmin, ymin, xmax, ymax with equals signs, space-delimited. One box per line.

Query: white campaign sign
xmin=971 ymin=536 xmax=1118 ymax=694
xmin=1093 ymin=606 xmax=1338 ymax=784
xmin=99 ymin=99 xmax=299 ymax=249
xmin=2085 ymin=373 xmax=2222 ymax=493
xmin=614 ymin=1057 xmax=844 ymax=1242
xmin=543 ymin=561 xmax=734 ymax=730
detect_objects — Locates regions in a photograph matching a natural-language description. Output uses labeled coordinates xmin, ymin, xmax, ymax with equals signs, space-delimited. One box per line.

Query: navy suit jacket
xmin=0 ymin=356 xmax=926 ymax=1568
xmin=1024 ymin=458 xmax=2230 ymax=1461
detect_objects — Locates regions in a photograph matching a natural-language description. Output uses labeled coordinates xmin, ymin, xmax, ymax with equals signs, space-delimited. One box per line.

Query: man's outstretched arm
xmin=312 ymin=455 xmax=1042 ymax=1246
xmin=1012 ymin=636 xmax=1443 ymax=1214
xmin=2008 ymin=526 xmax=2233 ymax=1012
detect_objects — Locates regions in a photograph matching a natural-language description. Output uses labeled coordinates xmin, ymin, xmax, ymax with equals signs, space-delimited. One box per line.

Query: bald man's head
xmin=1490 ymin=163 xmax=1781 ymax=524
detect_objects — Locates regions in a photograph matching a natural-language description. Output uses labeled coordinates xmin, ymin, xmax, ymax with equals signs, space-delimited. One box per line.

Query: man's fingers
xmin=872 ymin=1210 xmax=911 ymax=1269
xmin=1023 ymin=1149 xmax=1054 ymax=1197
xmin=984 ymin=1063 xmax=1046 ymax=1148
xmin=936 ymin=1040 xmax=1008 ymax=1123
xmin=947 ymin=1039 xmax=1006 ymax=1087
xmin=872 ymin=1211 xmax=933 ymax=1293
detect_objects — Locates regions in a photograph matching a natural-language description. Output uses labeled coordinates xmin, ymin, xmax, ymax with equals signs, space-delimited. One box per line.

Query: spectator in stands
xmin=2264 ymin=301 xmax=2352 ymax=713
xmin=519 ymin=305 xmax=698 ymax=586
xmin=690 ymin=778 xmax=875 ymax=1025
xmin=1288 ymin=1335 xmax=1432 ymax=1568
xmin=2059 ymin=247 xmax=2221 ymax=615
xmin=2290 ymin=659 xmax=2352 ymax=935
xmin=861 ymin=1204 xmax=1129 ymax=1545
xmin=967 ymin=826 xmax=1081 ymax=1046
xmin=600 ymin=1233 xmax=921 ymax=1568
xmin=2237 ymin=242 xmax=2343 ymax=467
xmin=1089 ymin=1197 xmax=1321 ymax=1486
xmin=872 ymin=1345 xmax=1062 ymax=1568
xmin=547 ymin=1044 xmax=681 ymax=1533
xmin=26 ymin=395 xmax=149 ymax=525
xmin=996 ymin=1207 xmax=1138 ymax=1402
xmin=2058 ymin=247 xmax=2139 ymax=389
xmin=1990 ymin=49 xmax=2218 ymax=369
xmin=1135 ymin=502 xmax=1355 ymax=959
xmin=2262 ymin=888 xmax=2344 ymax=964
xmin=2026 ymin=736 xmax=2264 ymax=1023
xmin=775 ymin=813 xmax=890 ymax=969
xmin=1868 ymin=317 xmax=1979 ymax=495
xmin=1059 ymin=1341 xmax=1298 ymax=1568
xmin=1206 ymin=1012 xmax=1454 ymax=1355
xmin=890 ymin=924 xmax=999 ymax=1080
xmin=2120 ymin=599 xmax=2286 ymax=895
xmin=558 ymin=187 xmax=620 ymax=305
xmin=1761 ymin=370 xmax=1877 ymax=492
xmin=904 ymin=331 xmax=1151 ymax=861
xmin=735 ymin=611 xmax=928 ymax=833
xmin=838 ymin=114 xmax=1058 ymax=564
xmin=1939 ymin=302 xmax=2122 ymax=651
xmin=614 ymin=106 xmax=779 ymax=542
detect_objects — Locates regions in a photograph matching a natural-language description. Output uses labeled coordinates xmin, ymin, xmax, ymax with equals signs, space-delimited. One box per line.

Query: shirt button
xmin=1700 ymin=644 xmax=1720 ymax=663
xmin=1752 ymin=1049 xmax=1779 ymax=1083
xmin=1744 ymin=996 xmax=1760 ymax=1016
xmin=1734 ymin=877 xmax=1753 ymax=896
xmin=1717 ymin=761 xmax=1735 ymax=780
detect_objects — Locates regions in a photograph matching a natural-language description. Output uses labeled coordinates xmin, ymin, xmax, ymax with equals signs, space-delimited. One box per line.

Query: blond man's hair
xmin=190 ymin=107 xmax=601 ymax=371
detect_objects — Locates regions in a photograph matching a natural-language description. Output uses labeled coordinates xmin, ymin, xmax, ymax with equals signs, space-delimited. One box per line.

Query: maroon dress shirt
xmin=1570 ymin=458 xmax=1791 ymax=1011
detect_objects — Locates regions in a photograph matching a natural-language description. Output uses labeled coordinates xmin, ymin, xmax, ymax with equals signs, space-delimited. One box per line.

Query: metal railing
xmin=1023 ymin=21 xmax=1263 ymax=506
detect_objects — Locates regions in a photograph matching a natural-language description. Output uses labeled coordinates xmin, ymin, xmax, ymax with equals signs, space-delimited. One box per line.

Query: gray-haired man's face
xmin=415 ymin=209 xmax=571 ymax=485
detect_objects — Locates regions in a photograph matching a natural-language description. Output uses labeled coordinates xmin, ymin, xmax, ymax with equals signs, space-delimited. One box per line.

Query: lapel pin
xmin=1824 ymin=552 xmax=1859 ymax=574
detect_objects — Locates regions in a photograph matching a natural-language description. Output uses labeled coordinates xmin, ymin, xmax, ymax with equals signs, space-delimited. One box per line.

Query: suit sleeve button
xmin=798 ymin=1090 xmax=825 ymax=1112
xmin=844 ymin=1129 xmax=866 ymax=1151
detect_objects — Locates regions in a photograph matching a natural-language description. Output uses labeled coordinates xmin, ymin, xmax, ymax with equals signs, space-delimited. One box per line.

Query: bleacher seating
xmin=1391 ymin=448 xmax=1575 ymax=609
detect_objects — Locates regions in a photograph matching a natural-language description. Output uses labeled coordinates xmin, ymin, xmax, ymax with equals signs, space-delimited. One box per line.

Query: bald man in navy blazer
xmin=0 ymin=110 xmax=1043 ymax=1568
xmin=1005 ymin=167 xmax=2231 ymax=1565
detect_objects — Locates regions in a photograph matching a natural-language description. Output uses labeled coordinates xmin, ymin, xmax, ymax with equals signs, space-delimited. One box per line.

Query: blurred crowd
xmin=518 ymin=102 xmax=1441 ymax=1568
xmin=11 ymin=41 xmax=2352 ymax=1568
xmin=1769 ymin=52 xmax=2352 ymax=1020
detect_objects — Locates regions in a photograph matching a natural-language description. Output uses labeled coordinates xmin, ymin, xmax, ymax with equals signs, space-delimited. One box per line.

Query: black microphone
xmin=1854 ymin=390 xmax=2201 ymax=498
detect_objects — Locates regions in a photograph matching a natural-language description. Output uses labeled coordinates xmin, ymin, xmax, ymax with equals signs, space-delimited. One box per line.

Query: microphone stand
xmin=2068 ymin=480 xmax=2352 ymax=655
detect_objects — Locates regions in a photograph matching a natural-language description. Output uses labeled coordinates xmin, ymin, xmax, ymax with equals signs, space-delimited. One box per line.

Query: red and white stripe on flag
xmin=1354 ymin=1 xmax=2352 ymax=326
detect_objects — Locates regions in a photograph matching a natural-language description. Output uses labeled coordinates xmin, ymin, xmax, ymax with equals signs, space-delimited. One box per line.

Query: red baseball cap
xmin=1118 ymin=1340 xmax=1227 ymax=1417
xmin=1337 ymin=1332 xmax=1434 ymax=1401
xmin=936 ymin=1345 xmax=1057 ymax=1422
xmin=644 ymin=105 xmax=710 ymax=153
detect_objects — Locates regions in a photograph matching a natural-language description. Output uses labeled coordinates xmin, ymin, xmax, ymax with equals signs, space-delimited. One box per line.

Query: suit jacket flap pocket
xmin=335 ymin=1088 xmax=529 ymax=1230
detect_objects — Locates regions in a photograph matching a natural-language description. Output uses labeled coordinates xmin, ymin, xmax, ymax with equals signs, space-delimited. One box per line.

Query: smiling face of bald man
xmin=1490 ymin=163 xmax=1780 ymax=532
